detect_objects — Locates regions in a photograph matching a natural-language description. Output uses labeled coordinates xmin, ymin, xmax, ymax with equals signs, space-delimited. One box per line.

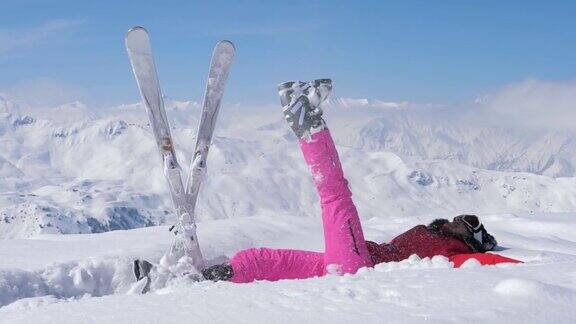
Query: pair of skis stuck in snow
xmin=125 ymin=26 xmax=235 ymax=290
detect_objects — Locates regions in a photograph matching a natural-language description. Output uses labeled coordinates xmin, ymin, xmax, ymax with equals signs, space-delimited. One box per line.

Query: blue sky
xmin=1 ymin=0 xmax=575 ymax=107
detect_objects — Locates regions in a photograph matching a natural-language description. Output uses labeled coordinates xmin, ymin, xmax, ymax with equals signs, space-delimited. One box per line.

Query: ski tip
xmin=125 ymin=26 xmax=151 ymax=49
xmin=126 ymin=26 xmax=149 ymax=37
xmin=217 ymin=40 xmax=236 ymax=51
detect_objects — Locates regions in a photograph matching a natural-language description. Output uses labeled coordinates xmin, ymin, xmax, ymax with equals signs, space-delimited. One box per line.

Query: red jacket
xmin=366 ymin=225 xmax=521 ymax=267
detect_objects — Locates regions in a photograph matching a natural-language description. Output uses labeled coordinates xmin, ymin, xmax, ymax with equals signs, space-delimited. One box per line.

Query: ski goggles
xmin=454 ymin=215 xmax=483 ymax=242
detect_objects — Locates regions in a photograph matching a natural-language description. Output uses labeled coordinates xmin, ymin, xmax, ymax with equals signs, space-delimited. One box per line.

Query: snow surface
xmin=1 ymin=212 xmax=575 ymax=323
xmin=1 ymin=94 xmax=576 ymax=322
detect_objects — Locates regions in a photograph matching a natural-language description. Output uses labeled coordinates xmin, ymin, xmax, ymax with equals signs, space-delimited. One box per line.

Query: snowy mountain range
xmin=2 ymin=93 xmax=576 ymax=239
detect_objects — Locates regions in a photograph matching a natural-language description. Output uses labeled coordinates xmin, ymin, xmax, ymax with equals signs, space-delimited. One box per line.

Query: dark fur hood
xmin=427 ymin=218 xmax=497 ymax=253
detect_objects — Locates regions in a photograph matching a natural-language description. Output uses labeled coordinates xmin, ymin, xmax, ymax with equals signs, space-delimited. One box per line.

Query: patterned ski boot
xmin=131 ymin=259 xmax=154 ymax=294
xmin=201 ymin=263 xmax=235 ymax=281
xmin=277 ymin=79 xmax=332 ymax=141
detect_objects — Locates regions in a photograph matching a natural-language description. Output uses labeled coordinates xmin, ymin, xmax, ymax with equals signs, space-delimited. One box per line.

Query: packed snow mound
xmin=493 ymin=277 xmax=576 ymax=300
xmin=0 ymin=257 xmax=134 ymax=307
xmin=2 ymin=96 xmax=576 ymax=238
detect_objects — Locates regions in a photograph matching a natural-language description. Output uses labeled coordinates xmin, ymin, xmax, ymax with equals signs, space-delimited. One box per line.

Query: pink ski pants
xmin=230 ymin=129 xmax=373 ymax=283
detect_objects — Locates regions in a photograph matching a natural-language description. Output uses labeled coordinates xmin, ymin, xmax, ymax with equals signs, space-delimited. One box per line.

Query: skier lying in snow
xmin=136 ymin=79 xmax=521 ymax=285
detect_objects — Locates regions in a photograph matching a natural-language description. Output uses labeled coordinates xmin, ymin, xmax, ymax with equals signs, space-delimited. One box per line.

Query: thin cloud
xmin=0 ymin=19 xmax=85 ymax=53
xmin=317 ymin=78 xmax=576 ymax=133
xmin=1 ymin=77 xmax=88 ymax=108
xmin=473 ymin=79 xmax=576 ymax=131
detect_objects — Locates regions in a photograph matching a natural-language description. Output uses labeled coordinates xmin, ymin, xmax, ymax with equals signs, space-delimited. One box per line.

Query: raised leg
xmin=299 ymin=129 xmax=373 ymax=274
xmin=227 ymin=79 xmax=374 ymax=284
xmin=279 ymin=79 xmax=373 ymax=274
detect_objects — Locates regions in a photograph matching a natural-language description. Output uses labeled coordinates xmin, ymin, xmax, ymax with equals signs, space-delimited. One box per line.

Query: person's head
xmin=428 ymin=215 xmax=497 ymax=252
